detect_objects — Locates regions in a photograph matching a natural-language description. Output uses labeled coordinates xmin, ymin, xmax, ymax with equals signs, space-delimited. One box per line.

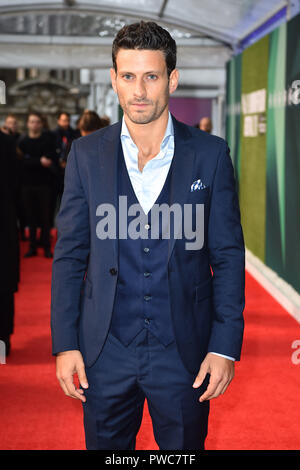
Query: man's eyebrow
xmin=118 ymin=70 xmax=161 ymax=75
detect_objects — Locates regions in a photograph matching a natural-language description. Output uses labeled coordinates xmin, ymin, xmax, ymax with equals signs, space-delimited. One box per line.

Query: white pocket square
xmin=190 ymin=179 xmax=207 ymax=192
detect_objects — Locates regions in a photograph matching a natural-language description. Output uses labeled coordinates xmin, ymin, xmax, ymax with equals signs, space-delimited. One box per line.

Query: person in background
xmin=77 ymin=110 xmax=108 ymax=136
xmin=18 ymin=112 xmax=57 ymax=258
xmin=1 ymin=114 xmax=20 ymax=141
xmin=100 ymin=115 xmax=111 ymax=128
xmin=1 ymin=114 xmax=27 ymax=240
xmin=199 ymin=116 xmax=212 ymax=134
xmin=0 ymin=128 xmax=19 ymax=357
xmin=52 ymin=112 xmax=78 ymax=208
xmin=53 ymin=112 xmax=78 ymax=169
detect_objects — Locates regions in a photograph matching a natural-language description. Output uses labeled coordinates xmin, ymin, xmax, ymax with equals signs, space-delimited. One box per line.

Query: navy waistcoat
xmin=109 ymin=142 xmax=176 ymax=346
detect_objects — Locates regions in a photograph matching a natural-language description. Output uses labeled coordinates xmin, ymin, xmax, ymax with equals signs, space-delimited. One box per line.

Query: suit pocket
xmin=188 ymin=186 xmax=210 ymax=202
xmin=195 ymin=277 xmax=212 ymax=302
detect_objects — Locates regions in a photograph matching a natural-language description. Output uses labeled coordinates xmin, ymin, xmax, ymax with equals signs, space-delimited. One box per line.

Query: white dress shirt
xmin=120 ymin=111 xmax=235 ymax=362
xmin=121 ymin=111 xmax=174 ymax=215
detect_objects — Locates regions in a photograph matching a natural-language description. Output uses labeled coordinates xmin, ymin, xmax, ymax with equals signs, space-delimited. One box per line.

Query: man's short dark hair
xmin=112 ymin=21 xmax=177 ymax=77
xmin=27 ymin=111 xmax=43 ymax=122
xmin=78 ymin=110 xmax=106 ymax=133
xmin=57 ymin=111 xmax=70 ymax=120
xmin=5 ymin=113 xmax=17 ymax=120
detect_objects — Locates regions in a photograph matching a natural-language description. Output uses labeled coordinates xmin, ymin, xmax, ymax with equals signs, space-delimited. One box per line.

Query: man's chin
xmin=126 ymin=111 xmax=155 ymax=125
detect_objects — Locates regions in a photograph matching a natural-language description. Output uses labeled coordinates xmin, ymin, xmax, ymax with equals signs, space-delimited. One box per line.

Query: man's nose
xmin=133 ymin=79 xmax=146 ymax=100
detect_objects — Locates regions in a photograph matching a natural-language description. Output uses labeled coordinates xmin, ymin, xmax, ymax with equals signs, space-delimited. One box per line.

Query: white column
xmin=218 ymin=93 xmax=226 ymax=139
xmin=211 ymin=97 xmax=219 ymax=136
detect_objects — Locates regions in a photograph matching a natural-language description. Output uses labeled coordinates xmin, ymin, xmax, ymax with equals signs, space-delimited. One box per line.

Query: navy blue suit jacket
xmin=51 ymin=114 xmax=245 ymax=375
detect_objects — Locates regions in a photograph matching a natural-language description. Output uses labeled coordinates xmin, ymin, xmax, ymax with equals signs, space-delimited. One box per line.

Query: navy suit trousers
xmin=82 ymin=329 xmax=210 ymax=450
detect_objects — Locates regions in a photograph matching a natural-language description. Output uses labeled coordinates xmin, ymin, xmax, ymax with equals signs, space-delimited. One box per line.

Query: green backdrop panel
xmin=265 ymin=23 xmax=287 ymax=278
xmin=239 ymin=35 xmax=269 ymax=262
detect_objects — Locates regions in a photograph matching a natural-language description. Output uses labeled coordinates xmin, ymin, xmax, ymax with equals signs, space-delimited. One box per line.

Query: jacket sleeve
xmin=50 ymin=140 xmax=90 ymax=355
xmin=207 ymin=140 xmax=245 ymax=360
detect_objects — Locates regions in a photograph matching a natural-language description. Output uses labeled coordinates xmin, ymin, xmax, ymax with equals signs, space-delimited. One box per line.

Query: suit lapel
xmin=167 ymin=114 xmax=196 ymax=262
xmin=97 ymin=120 xmax=122 ymax=266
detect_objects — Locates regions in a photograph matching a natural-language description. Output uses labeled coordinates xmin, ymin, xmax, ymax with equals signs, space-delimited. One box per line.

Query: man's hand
xmin=192 ymin=353 xmax=234 ymax=402
xmin=56 ymin=350 xmax=89 ymax=402
xmin=40 ymin=156 xmax=52 ymax=168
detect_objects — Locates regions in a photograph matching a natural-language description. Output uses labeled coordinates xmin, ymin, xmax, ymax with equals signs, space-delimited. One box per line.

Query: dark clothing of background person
xmin=18 ymin=131 xmax=57 ymax=256
xmin=18 ymin=132 xmax=57 ymax=187
xmin=9 ymin=131 xmax=28 ymax=239
xmin=52 ymin=125 xmax=78 ymax=200
xmin=0 ymin=128 xmax=26 ymax=238
xmin=53 ymin=125 xmax=78 ymax=163
xmin=0 ymin=130 xmax=20 ymax=356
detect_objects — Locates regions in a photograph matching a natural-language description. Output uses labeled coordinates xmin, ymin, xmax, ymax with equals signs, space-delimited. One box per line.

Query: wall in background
xmin=226 ymin=13 xmax=300 ymax=294
xmin=169 ymin=97 xmax=212 ymax=127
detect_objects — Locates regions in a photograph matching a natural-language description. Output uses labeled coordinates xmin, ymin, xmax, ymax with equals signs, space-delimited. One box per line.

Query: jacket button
xmin=109 ymin=268 xmax=117 ymax=275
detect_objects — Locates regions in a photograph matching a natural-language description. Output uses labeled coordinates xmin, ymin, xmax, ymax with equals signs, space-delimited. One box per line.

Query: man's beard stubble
xmin=119 ymin=85 xmax=170 ymax=125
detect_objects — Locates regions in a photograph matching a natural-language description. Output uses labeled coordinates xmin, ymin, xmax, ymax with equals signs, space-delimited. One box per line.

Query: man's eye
xmin=148 ymin=75 xmax=157 ymax=80
xmin=123 ymin=75 xmax=132 ymax=80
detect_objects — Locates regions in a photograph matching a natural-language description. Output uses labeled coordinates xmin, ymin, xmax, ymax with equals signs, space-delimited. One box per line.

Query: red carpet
xmin=0 ymin=231 xmax=300 ymax=450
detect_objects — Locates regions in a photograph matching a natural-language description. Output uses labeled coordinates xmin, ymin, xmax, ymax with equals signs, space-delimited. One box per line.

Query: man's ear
xmin=110 ymin=68 xmax=117 ymax=93
xmin=169 ymin=68 xmax=179 ymax=95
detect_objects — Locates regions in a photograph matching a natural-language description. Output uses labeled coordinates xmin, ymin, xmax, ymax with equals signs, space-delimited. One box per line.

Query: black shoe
xmin=44 ymin=249 xmax=53 ymax=258
xmin=24 ymin=249 xmax=37 ymax=258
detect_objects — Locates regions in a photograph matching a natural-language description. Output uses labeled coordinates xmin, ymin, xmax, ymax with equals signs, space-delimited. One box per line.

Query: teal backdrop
xmin=226 ymin=13 xmax=300 ymax=294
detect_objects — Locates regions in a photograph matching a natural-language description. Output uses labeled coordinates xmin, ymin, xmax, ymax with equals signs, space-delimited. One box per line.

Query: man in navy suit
xmin=51 ymin=21 xmax=245 ymax=450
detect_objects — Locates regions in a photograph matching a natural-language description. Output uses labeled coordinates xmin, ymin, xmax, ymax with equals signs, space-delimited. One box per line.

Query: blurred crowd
xmin=0 ymin=109 xmax=109 ymax=356
xmin=1 ymin=110 xmax=110 ymax=257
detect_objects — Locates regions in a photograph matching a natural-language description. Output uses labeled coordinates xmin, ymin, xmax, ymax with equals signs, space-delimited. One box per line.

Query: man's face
xmin=199 ymin=118 xmax=212 ymax=133
xmin=5 ymin=117 xmax=18 ymax=133
xmin=110 ymin=49 xmax=178 ymax=125
xmin=27 ymin=115 xmax=43 ymax=134
xmin=58 ymin=113 xmax=70 ymax=130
